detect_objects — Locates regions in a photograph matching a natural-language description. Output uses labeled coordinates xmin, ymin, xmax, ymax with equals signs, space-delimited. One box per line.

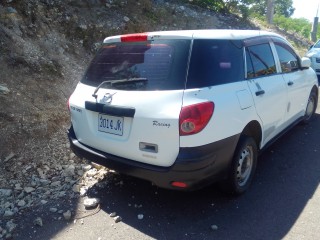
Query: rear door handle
xmin=288 ymin=81 xmax=294 ymax=86
xmin=255 ymin=90 xmax=265 ymax=96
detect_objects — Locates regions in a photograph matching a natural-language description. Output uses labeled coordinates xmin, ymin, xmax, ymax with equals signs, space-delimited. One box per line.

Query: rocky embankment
xmin=0 ymin=126 xmax=112 ymax=239
xmin=0 ymin=0 xmax=312 ymax=239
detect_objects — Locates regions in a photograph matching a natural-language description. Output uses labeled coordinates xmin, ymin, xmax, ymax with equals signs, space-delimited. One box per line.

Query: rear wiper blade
xmin=111 ymin=77 xmax=148 ymax=85
xmin=92 ymin=78 xmax=148 ymax=99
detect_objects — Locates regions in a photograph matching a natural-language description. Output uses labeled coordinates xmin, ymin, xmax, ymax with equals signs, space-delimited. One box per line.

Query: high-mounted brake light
xmin=179 ymin=102 xmax=214 ymax=136
xmin=120 ymin=33 xmax=148 ymax=42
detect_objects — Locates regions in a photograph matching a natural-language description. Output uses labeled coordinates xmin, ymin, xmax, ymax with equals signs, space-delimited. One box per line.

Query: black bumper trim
xmin=85 ymin=101 xmax=135 ymax=117
xmin=68 ymin=126 xmax=240 ymax=190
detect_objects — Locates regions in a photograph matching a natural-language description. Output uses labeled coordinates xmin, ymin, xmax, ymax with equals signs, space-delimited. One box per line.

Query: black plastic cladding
xmin=85 ymin=101 xmax=135 ymax=117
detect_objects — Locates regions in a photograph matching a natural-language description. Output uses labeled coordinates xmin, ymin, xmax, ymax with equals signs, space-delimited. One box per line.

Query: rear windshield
xmin=82 ymin=39 xmax=191 ymax=90
xmin=187 ymin=39 xmax=244 ymax=88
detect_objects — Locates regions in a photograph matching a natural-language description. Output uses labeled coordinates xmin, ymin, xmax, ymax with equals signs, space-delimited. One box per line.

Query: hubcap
xmin=305 ymin=95 xmax=315 ymax=120
xmin=236 ymin=146 xmax=253 ymax=187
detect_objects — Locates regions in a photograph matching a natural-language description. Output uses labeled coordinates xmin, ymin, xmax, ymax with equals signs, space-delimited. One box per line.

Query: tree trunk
xmin=266 ymin=0 xmax=275 ymax=24
xmin=311 ymin=17 xmax=319 ymax=42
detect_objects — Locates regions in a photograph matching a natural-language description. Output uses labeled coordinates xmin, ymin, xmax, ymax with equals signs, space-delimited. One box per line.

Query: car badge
xmin=101 ymin=92 xmax=116 ymax=104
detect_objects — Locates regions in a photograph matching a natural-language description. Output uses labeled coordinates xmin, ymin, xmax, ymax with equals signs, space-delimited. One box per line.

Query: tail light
xmin=179 ymin=102 xmax=214 ymax=136
xmin=171 ymin=181 xmax=188 ymax=188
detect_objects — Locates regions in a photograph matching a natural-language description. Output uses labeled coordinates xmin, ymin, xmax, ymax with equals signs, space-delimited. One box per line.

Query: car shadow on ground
xmin=16 ymin=113 xmax=320 ymax=240
xmin=80 ymin=112 xmax=320 ymax=239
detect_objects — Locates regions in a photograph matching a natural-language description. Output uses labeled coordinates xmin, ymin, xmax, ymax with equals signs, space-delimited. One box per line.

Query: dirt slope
xmin=0 ymin=0 xmax=255 ymax=158
xmin=0 ymin=0 xmax=312 ymax=238
xmin=0 ymin=0 xmax=259 ymax=189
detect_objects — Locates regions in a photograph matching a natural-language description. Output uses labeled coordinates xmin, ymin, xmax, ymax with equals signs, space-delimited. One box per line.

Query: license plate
xmin=98 ymin=114 xmax=124 ymax=136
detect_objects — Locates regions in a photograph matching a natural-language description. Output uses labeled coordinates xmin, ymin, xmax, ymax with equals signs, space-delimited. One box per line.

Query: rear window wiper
xmin=92 ymin=78 xmax=148 ymax=100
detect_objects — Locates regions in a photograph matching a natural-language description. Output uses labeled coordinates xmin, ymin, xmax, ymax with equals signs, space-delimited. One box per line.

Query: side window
xmin=274 ymin=42 xmax=299 ymax=73
xmin=246 ymin=43 xmax=276 ymax=79
xmin=187 ymin=39 xmax=244 ymax=88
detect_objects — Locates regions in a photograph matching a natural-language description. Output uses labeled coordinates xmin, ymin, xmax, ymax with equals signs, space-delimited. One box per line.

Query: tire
xmin=302 ymin=90 xmax=318 ymax=124
xmin=221 ymin=135 xmax=258 ymax=195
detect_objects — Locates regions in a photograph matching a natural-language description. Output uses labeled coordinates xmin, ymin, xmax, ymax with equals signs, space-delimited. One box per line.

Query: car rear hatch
xmin=69 ymin=33 xmax=192 ymax=167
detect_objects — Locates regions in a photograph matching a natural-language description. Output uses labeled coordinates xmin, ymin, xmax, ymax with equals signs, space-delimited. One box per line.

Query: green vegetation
xmin=179 ymin=0 xmax=228 ymax=12
xmin=273 ymin=15 xmax=312 ymax=38
xmin=179 ymin=0 xmax=319 ymax=42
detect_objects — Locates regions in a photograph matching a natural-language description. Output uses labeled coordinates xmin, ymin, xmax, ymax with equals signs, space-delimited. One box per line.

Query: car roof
xmin=103 ymin=29 xmax=283 ymax=43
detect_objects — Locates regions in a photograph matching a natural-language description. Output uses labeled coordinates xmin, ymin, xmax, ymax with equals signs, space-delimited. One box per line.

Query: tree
xmin=180 ymin=0 xmax=295 ymax=20
xmin=274 ymin=0 xmax=295 ymax=17
xmin=266 ymin=0 xmax=275 ymax=24
xmin=244 ymin=0 xmax=295 ymax=17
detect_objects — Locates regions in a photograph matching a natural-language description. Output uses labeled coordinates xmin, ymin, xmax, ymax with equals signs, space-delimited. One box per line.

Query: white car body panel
xmin=104 ymin=30 xmax=281 ymax=44
xmin=282 ymin=70 xmax=309 ymax=122
xmin=180 ymin=81 xmax=261 ymax=147
xmin=70 ymin=83 xmax=184 ymax=167
xmin=247 ymin=75 xmax=288 ymax=145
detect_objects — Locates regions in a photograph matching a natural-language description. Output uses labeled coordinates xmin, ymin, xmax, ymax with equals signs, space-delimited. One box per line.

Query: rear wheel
xmin=221 ymin=135 xmax=257 ymax=195
xmin=302 ymin=90 xmax=318 ymax=124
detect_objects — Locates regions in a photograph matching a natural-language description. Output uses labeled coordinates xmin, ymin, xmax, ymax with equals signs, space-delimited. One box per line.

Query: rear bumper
xmin=67 ymin=126 xmax=240 ymax=190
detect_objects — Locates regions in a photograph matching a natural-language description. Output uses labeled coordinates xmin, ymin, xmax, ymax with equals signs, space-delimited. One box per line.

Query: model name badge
xmin=153 ymin=121 xmax=170 ymax=128
xmin=70 ymin=106 xmax=82 ymax=113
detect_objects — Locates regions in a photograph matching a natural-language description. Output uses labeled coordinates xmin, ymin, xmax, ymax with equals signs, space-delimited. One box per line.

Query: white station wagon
xmin=68 ymin=30 xmax=318 ymax=194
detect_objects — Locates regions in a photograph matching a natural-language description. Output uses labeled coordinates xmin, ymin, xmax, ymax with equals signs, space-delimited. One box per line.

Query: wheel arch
xmin=241 ymin=120 xmax=262 ymax=150
xmin=312 ymin=85 xmax=319 ymax=99
xmin=311 ymin=85 xmax=318 ymax=109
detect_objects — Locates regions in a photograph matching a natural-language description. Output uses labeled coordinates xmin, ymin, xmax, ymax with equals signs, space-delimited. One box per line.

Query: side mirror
xmin=301 ymin=57 xmax=311 ymax=69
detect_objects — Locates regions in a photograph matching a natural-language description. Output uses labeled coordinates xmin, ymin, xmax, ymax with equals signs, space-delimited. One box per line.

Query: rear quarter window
xmin=187 ymin=39 xmax=244 ymax=88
